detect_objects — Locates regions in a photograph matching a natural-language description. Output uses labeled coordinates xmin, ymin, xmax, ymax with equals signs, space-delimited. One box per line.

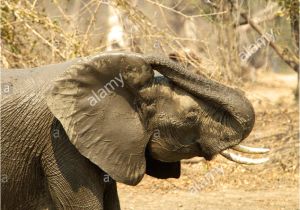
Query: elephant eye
xmin=185 ymin=111 xmax=198 ymax=122
xmin=147 ymin=104 xmax=156 ymax=113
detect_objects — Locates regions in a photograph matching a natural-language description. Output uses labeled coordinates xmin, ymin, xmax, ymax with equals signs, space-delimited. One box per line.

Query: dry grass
xmin=1 ymin=0 xmax=107 ymax=68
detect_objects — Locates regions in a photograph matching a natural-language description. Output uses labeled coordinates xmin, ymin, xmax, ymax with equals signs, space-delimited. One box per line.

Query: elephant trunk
xmin=144 ymin=55 xmax=255 ymax=139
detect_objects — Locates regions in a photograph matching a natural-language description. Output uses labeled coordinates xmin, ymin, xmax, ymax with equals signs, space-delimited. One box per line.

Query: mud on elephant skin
xmin=1 ymin=52 xmax=269 ymax=209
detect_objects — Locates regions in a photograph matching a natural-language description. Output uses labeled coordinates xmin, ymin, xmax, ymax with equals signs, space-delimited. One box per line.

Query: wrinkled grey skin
xmin=1 ymin=52 xmax=255 ymax=209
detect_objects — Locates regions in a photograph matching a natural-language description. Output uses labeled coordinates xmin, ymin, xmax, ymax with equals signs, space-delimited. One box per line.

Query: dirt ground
xmin=117 ymin=71 xmax=299 ymax=210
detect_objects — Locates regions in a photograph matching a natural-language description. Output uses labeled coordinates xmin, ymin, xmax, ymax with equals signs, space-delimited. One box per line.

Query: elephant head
xmin=46 ymin=52 xmax=269 ymax=186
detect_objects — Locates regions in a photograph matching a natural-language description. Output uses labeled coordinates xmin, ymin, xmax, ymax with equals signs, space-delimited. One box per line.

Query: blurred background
xmin=1 ymin=0 xmax=299 ymax=209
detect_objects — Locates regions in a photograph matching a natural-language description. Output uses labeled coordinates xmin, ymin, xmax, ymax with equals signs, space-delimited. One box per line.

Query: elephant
xmin=1 ymin=52 xmax=269 ymax=209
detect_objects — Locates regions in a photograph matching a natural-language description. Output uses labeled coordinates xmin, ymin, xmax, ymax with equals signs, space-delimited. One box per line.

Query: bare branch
xmin=145 ymin=0 xmax=227 ymax=19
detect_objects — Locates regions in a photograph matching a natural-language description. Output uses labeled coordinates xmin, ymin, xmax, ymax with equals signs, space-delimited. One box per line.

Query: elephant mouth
xmin=196 ymin=138 xmax=270 ymax=165
xmin=218 ymin=144 xmax=270 ymax=165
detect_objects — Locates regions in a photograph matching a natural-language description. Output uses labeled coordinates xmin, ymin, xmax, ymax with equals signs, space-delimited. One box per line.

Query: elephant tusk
xmin=232 ymin=145 xmax=270 ymax=154
xmin=220 ymin=150 xmax=269 ymax=165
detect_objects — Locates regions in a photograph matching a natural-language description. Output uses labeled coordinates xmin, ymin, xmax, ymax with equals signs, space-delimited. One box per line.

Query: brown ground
xmin=117 ymin=71 xmax=299 ymax=210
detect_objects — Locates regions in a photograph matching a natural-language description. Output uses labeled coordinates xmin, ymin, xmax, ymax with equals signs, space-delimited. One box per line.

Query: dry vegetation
xmin=1 ymin=0 xmax=255 ymax=81
xmin=1 ymin=0 xmax=299 ymax=209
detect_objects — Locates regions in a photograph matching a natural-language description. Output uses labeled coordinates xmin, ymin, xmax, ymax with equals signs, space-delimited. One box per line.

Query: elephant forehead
xmin=159 ymin=86 xmax=199 ymax=111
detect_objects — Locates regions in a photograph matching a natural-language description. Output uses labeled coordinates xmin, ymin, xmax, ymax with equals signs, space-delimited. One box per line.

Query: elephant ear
xmin=46 ymin=53 xmax=154 ymax=185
